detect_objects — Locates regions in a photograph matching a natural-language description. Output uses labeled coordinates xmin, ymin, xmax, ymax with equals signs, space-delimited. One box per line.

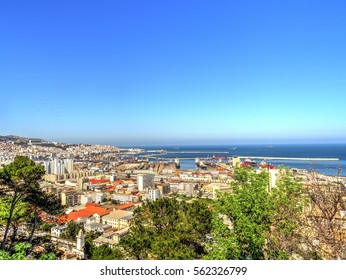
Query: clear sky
xmin=1 ymin=0 xmax=346 ymax=146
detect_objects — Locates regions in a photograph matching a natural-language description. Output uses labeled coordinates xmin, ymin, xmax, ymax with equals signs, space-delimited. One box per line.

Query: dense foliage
xmin=90 ymin=244 xmax=123 ymax=260
xmin=0 ymin=156 xmax=62 ymax=256
xmin=211 ymin=167 xmax=309 ymax=260
xmin=0 ymin=242 xmax=57 ymax=260
xmin=61 ymin=221 xmax=82 ymax=242
xmin=120 ymin=197 xmax=213 ymax=259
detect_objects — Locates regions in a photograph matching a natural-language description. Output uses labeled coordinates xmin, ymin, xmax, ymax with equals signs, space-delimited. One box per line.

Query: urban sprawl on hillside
xmin=1 ymin=135 xmax=346 ymax=260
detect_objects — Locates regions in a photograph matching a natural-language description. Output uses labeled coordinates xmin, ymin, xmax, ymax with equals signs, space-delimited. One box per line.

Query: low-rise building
xmin=204 ymin=183 xmax=230 ymax=199
xmin=84 ymin=222 xmax=111 ymax=233
xmin=115 ymin=202 xmax=135 ymax=211
xmin=80 ymin=194 xmax=93 ymax=205
xmin=92 ymin=227 xmax=130 ymax=248
xmin=92 ymin=236 xmax=118 ymax=248
xmin=148 ymin=188 xmax=161 ymax=201
xmin=102 ymin=210 xmax=133 ymax=229
xmin=51 ymin=224 xmax=67 ymax=237
xmin=65 ymin=203 xmax=112 ymax=222
xmin=61 ymin=190 xmax=81 ymax=206
xmin=113 ymin=193 xmax=132 ymax=203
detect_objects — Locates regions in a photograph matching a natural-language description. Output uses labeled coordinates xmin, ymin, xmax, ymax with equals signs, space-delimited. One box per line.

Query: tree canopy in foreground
xmin=120 ymin=197 xmax=213 ymax=260
xmin=0 ymin=156 xmax=62 ymax=255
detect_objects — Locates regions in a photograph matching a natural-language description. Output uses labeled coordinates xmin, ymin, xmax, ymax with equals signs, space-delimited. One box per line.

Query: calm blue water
xmin=132 ymin=144 xmax=346 ymax=176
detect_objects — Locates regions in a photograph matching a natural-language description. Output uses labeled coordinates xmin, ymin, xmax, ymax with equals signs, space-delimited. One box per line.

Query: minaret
xmin=76 ymin=229 xmax=85 ymax=251
xmin=175 ymin=158 xmax=180 ymax=169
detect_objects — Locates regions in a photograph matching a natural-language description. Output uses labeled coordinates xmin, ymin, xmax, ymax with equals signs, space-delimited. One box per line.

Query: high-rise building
xmin=43 ymin=161 xmax=50 ymax=174
xmin=137 ymin=173 xmax=155 ymax=191
xmin=51 ymin=158 xmax=59 ymax=174
xmin=64 ymin=159 xmax=74 ymax=173
xmin=44 ymin=158 xmax=74 ymax=175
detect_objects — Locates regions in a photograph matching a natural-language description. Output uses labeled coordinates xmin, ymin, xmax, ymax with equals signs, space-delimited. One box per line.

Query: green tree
xmin=0 ymin=242 xmax=57 ymax=260
xmin=120 ymin=198 xmax=213 ymax=260
xmin=0 ymin=197 xmax=31 ymax=245
xmin=25 ymin=189 xmax=63 ymax=244
xmin=38 ymin=222 xmax=54 ymax=233
xmin=217 ymin=167 xmax=271 ymax=259
xmin=203 ymin=214 xmax=240 ymax=260
xmin=214 ymin=167 xmax=307 ymax=260
xmin=62 ymin=221 xmax=81 ymax=241
xmin=0 ymin=156 xmax=45 ymax=250
xmin=0 ymin=242 xmax=31 ymax=260
xmin=90 ymin=244 xmax=123 ymax=260
xmin=265 ymin=169 xmax=308 ymax=259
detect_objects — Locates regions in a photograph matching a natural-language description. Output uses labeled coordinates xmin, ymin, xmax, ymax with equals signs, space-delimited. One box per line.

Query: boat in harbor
xmin=259 ymin=161 xmax=275 ymax=169
xmin=195 ymin=158 xmax=208 ymax=170
xmin=241 ymin=158 xmax=258 ymax=167
xmin=212 ymin=155 xmax=227 ymax=161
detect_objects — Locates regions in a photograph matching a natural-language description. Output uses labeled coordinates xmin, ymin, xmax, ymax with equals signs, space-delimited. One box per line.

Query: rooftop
xmin=93 ymin=236 xmax=118 ymax=246
xmin=115 ymin=202 xmax=134 ymax=210
xmin=66 ymin=204 xmax=112 ymax=221
xmin=103 ymin=210 xmax=133 ymax=221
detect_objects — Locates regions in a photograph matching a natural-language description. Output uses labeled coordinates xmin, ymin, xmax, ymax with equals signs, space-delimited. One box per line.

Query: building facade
xmin=102 ymin=210 xmax=133 ymax=229
xmin=148 ymin=188 xmax=161 ymax=201
xmin=137 ymin=173 xmax=155 ymax=191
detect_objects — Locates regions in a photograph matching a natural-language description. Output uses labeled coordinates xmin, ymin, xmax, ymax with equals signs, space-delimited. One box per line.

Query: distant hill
xmin=0 ymin=135 xmax=47 ymax=143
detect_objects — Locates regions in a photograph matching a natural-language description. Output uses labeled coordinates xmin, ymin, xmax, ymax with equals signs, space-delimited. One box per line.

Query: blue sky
xmin=1 ymin=0 xmax=346 ymax=146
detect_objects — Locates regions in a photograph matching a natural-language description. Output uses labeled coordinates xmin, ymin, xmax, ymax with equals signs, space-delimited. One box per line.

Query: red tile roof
xmin=68 ymin=209 xmax=94 ymax=220
xmin=56 ymin=214 xmax=69 ymax=224
xmin=86 ymin=202 xmax=100 ymax=207
xmin=65 ymin=204 xmax=112 ymax=221
xmin=86 ymin=205 xmax=112 ymax=216
xmin=116 ymin=202 xmax=134 ymax=210
xmin=89 ymin=179 xmax=110 ymax=184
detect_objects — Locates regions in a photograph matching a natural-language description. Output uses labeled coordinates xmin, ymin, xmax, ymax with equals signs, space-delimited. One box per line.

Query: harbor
xmin=143 ymin=156 xmax=339 ymax=162
xmin=133 ymin=144 xmax=346 ymax=176
xmin=234 ymin=156 xmax=339 ymax=161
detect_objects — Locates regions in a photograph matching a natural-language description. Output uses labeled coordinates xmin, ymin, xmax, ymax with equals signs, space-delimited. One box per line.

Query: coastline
xmin=133 ymin=144 xmax=346 ymax=177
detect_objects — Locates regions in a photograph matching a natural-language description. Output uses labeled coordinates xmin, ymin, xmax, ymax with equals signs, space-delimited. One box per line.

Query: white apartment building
xmin=44 ymin=158 xmax=74 ymax=175
xmin=51 ymin=224 xmax=67 ymax=237
xmin=113 ymin=193 xmax=132 ymax=203
xmin=148 ymin=188 xmax=160 ymax=201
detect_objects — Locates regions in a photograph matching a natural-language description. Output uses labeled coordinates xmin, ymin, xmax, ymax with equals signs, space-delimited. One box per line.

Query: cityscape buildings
xmin=1 ymin=135 xmax=346 ymax=261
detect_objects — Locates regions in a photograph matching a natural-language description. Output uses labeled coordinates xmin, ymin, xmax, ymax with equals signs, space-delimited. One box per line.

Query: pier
xmin=145 ymin=157 xmax=212 ymax=160
xmin=142 ymin=156 xmax=339 ymax=161
xmin=166 ymin=151 xmax=229 ymax=154
xmin=235 ymin=156 xmax=339 ymax=161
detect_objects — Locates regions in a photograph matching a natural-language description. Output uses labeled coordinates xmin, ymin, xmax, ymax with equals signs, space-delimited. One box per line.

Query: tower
xmin=232 ymin=156 xmax=240 ymax=167
xmin=137 ymin=173 xmax=155 ymax=191
xmin=76 ymin=229 xmax=85 ymax=251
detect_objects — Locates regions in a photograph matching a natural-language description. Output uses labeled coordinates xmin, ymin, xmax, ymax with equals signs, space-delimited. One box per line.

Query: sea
xmin=130 ymin=144 xmax=346 ymax=176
